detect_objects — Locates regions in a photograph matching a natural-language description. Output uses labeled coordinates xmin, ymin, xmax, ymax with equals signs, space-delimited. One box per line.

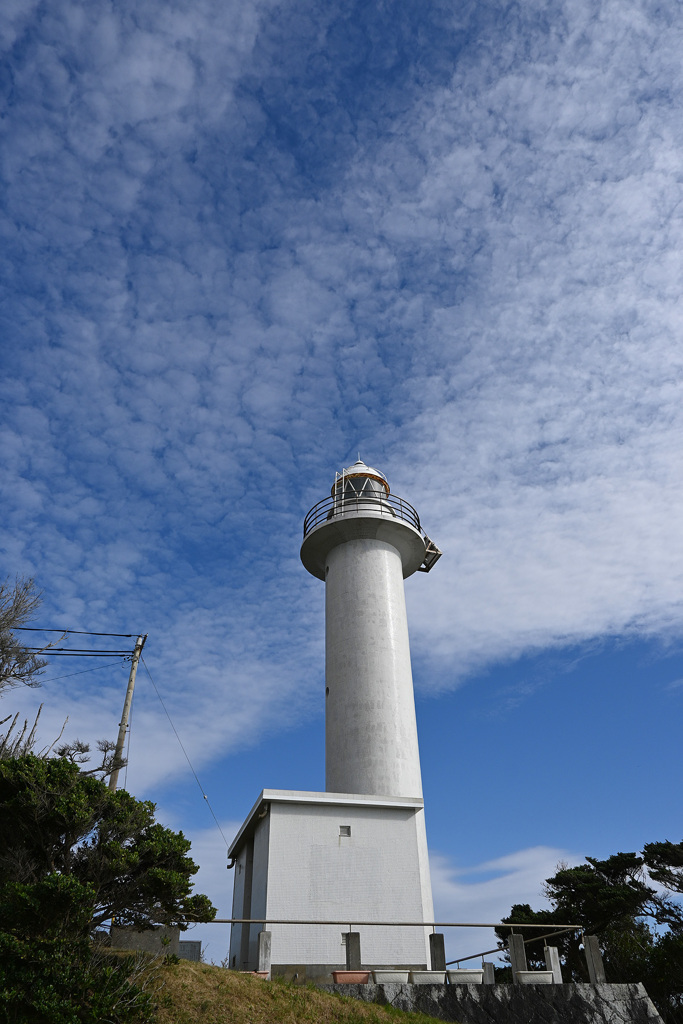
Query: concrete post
xmin=257 ymin=931 xmax=271 ymax=974
xmin=544 ymin=945 xmax=562 ymax=984
xmin=584 ymin=935 xmax=606 ymax=984
xmin=429 ymin=933 xmax=446 ymax=971
xmin=346 ymin=932 xmax=361 ymax=970
xmin=508 ymin=934 xmax=528 ymax=982
xmin=109 ymin=634 xmax=147 ymax=792
xmin=482 ymin=962 xmax=496 ymax=985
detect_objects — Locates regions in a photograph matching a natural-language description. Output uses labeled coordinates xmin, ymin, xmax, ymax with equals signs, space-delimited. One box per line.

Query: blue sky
xmin=2 ymin=0 xmax=683 ymax=964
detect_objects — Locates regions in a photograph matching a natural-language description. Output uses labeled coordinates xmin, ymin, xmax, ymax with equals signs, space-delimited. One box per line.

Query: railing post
xmin=544 ymin=945 xmax=562 ymax=984
xmin=508 ymin=933 xmax=528 ymax=982
xmin=483 ymin=962 xmax=496 ymax=984
xmin=429 ymin=933 xmax=446 ymax=971
xmin=257 ymin=930 xmax=271 ymax=974
xmin=583 ymin=935 xmax=606 ymax=984
xmin=345 ymin=932 xmax=361 ymax=970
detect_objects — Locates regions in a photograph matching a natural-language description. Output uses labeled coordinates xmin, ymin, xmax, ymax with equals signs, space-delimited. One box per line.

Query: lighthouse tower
xmin=301 ymin=460 xmax=439 ymax=798
xmin=228 ymin=460 xmax=441 ymax=980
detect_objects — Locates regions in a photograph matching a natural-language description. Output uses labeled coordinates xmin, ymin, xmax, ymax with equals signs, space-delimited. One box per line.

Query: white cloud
xmin=4 ymin=5 xmax=683 ymax=986
xmin=430 ymin=845 xmax=583 ymax=963
xmin=2 ymin=0 xmax=683 ymax=787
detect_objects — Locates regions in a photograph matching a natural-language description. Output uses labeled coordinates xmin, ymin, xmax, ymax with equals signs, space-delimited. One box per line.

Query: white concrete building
xmin=228 ymin=461 xmax=441 ymax=980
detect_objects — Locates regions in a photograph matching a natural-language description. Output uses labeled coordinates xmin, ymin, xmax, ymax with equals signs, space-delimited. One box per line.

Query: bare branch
xmin=56 ymin=739 xmax=92 ymax=766
xmin=0 ymin=704 xmax=71 ymax=760
xmin=0 ymin=576 xmax=49 ymax=693
xmin=55 ymin=736 xmax=126 ymax=779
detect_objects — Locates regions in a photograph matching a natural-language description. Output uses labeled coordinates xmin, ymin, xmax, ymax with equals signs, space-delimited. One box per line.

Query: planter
xmin=447 ymin=969 xmax=484 ymax=985
xmin=515 ymin=970 xmax=554 ymax=985
xmin=409 ymin=971 xmax=446 ymax=984
xmin=332 ymin=971 xmax=370 ymax=984
xmin=372 ymin=970 xmax=410 ymax=984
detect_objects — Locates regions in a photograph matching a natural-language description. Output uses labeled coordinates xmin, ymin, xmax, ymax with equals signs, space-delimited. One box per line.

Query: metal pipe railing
xmin=303 ymin=492 xmax=421 ymax=537
xmin=446 ymin=925 xmax=585 ymax=966
xmin=212 ymin=918 xmax=584 ymax=969
xmin=211 ymin=918 xmax=581 ymax=929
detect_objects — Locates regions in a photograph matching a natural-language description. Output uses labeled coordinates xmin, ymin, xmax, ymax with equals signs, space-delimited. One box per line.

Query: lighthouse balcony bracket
xmin=418 ymin=536 xmax=443 ymax=573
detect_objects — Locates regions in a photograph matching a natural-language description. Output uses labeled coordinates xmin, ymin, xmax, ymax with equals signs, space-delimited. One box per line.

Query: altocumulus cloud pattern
xmin=1 ymin=4 xmax=683 ymax=949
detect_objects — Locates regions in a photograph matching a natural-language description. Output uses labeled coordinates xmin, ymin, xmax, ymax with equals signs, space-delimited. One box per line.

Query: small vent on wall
xmin=339 ymin=825 xmax=351 ymax=837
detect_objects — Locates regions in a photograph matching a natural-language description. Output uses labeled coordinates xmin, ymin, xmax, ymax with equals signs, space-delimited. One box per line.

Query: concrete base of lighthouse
xmin=228 ymin=790 xmax=434 ymax=982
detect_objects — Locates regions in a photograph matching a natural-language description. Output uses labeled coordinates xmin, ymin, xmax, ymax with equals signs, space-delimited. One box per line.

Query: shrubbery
xmin=0 ymin=755 xmax=216 ymax=1023
xmin=0 ymin=933 xmax=154 ymax=1024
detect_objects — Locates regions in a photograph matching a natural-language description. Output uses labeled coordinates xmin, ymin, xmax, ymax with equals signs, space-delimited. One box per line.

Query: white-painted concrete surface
xmin=229 ymin=463 xmax=440 ymax=975
xmin=228 ymin=791 xmax=433 ymax=971
xmin=325 ymin=537 xmax=423 ymax=798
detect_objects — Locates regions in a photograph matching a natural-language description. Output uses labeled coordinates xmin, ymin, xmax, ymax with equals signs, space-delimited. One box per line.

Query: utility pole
xmin=109 ymin=633 xmax=147 ymax=792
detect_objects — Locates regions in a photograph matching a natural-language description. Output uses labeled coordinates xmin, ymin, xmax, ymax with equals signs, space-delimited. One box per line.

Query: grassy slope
xmin=150 ymin=962 xmax=447 ymax=1024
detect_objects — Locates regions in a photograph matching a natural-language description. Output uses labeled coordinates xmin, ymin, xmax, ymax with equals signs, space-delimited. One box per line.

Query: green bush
xmin=0 ymin=932 xmax=154 ymax=1024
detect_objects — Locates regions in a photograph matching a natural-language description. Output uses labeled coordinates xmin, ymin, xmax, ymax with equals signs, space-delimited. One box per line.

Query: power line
xmin=43 ymin=662 xmax=127 ymax=683
xmin=22 ymin=651 xmax=129 ymax=659
xmin=26 ymin=648 xmax=132 ymax=653
xmin=141 ymin=656 xmax=230 ymax=850
xmin=16 ymin=628 xmax=135 ymax=637
xmin=24 ymin=652 xmax=132 ymax=658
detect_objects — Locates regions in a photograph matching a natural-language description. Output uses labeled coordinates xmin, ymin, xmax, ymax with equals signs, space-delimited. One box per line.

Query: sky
xmin=1 ymin=0 xmax=683 ymax=965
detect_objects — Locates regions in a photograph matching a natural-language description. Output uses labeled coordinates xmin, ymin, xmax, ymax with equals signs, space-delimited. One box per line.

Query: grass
xmin=148 ymin=961 xmax=448 ymax=1024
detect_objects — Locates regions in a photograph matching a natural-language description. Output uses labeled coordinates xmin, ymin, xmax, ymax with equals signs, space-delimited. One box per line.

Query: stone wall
xmin=109 ymin=924 xmax=180 ymax=956
xmin=319 ymin=982 xmax=664 ymax=1024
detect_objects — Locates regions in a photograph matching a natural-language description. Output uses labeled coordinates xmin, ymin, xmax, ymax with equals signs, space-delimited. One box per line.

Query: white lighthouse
xmin=228 ymin=459 xmax=441 ymax=980
xmin=301 ymin=460 xmax=440 ymax=798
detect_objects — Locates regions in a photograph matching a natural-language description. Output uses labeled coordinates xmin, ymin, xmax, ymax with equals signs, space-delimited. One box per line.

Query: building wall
xmin=228 ymin=837 xmax=249 ymax=968
xmin=110 ymin=924 xmax=180 ymax=956
xmin=248 ymin=812 xmax=270 ymax=966
xmin=414 ymin=807 xmax=435 ymax=931
xmin=178 ymin=940 xmax=202 ymax=962
xmin=229 ymin=812 xmax=271 ymax=970
xmin=263 ymin=800 xmax=431 ymax=967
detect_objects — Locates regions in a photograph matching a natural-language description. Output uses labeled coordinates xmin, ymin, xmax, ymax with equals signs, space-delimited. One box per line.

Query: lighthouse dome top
xmin=331 ymin=459 xmax=390 ymax=497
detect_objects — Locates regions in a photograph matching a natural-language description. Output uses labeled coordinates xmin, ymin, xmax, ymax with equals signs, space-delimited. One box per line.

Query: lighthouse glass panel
xmin=347 ymin=476 xmax=382 ymax=497
xmin=331 ymin=476 xmax=385 ymax=517
xmin=335 ymin=476 xmax=385 ymax=499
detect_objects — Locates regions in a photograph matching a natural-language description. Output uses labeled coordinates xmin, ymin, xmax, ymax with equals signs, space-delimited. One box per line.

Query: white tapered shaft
xmin=325 ymin=538 xmax=423 ymax=798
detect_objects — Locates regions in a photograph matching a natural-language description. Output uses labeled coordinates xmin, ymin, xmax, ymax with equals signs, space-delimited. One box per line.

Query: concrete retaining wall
xmin=319 ymin=982 xmax=664 ymax=1024
xmin=110 ymin=924 xmax=180 ymax=956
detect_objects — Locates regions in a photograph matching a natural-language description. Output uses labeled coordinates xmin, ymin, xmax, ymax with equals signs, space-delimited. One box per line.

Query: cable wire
xmin=16 ymin=628 xmax=136 ymax=637
xmin=43 ymin=662 xmax=127 ymax=683
xmin=25 ymin=650 xmax=132 ymax=657
xmin=23 ymin=654 xmax=131 ymax=658
xmin=141 ymin=657 xmax=230 ymax=850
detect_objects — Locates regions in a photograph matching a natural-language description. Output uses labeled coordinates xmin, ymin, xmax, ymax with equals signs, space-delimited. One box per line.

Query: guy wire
xmin=141 ymin=657 xmax=230 ymax=849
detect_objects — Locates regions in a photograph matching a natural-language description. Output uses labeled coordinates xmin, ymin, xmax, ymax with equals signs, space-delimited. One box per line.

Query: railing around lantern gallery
xmin=303 ymin=491 xmax=422 ymax=537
